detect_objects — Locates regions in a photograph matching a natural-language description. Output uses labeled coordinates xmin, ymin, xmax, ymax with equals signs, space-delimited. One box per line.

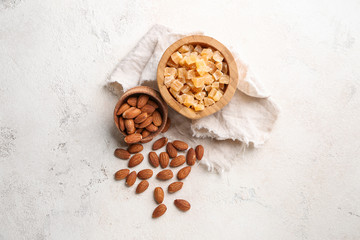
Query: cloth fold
xmin=107 ymin=24 xmax=279 ymax=172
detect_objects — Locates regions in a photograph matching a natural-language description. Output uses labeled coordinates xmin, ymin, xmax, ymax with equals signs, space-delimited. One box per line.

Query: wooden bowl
xmin=157 ymin=35 xmax=239 ymax=119
xmin=113 ymin=86 xmax=168 ymax=143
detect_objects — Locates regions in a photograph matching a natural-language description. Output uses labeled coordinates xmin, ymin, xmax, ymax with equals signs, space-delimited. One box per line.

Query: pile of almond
xmin=114 ymin=119 xmax=204 ymax=218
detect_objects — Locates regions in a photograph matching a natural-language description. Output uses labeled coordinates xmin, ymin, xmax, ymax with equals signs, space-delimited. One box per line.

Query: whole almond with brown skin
xmin=127 ymin=144 xmax=143 ymax=154
xmin=114 ymin=169 xmax=130 ymax=180
xmin=137 ymin=169 xmax=153 ymax=179
xmin=170 ymin=155 xmax=186 ymax=167
xmin=128 ymin=153 xmax=144 ymax=167
xmin=141 ymin=137 xmax=153 ymax=143
xmin=174 ymin=199 xmax=191 ymax=211
xmin=138 ymin=116 xmax=153 ymax=128
xmin=156 ymin=169 xmax=173 ymax=180
xmin=117 ymin=103 xmax=130 ymax=116
xmin=152 ymin=137 xmax=168 ymax=150
xmin=154 ymin=187 xmax=164 ymax=204
xmin=161 ymin=117 xmax=171 ymax=133
xmin=124 ymin=133 xmax=142 ymax=144
xmin=135 ymin=128 xmax=143 ymax=134
xmin=136 ymin=180 xmax=149 ymax=194
xmin=177 ymin=166 xmax=191 ymax=180
xmin=159 ymin=152 xmax=169 ymax=168
xmin=173 ymin=140 xmax=188 ymax=151
xmin=137 ymin=94 xmax=149 ymax=109
xmin=146 ymin=123 xmax=158 ymax=132
xmin=152 ymin=204 xmax=167 ymax=218
xmin=152 ymin=110 xmax=162 ymax=127
xmin=186 ymin=148 xmax=196 ymax=166
xmin=126 ymin=171 xmax=136 ymax=186
xmin=140 ymin=104 xmax=156 ymax=115
xmin=124 ymin=119 xmax=135 ymax=134
xmin=168 ymin=182 xmax=183 ymax=193
xmin=142 ymin=129 xmax=150 ymax=138
xmin=149 ymin=152 xmax=159 ymax=168
xmin=134 ymin=112 xmax=148 ymax=124
xmin=127 ymin=96 xmax=137 ymax=107
xmin=147 ymin=99 xmax=159 ymax=109
xmin=122 ymin=107 xmax=141 ymax=119
xmin=195 ymin=145 xmax=204 ymax=160
xmin=114 ymin=148 xmax=130 ymax=160
xmin=118 ymin=116 xmax=125 ymax=132
xmin=166 ymin=142 xmax=177 ymax=158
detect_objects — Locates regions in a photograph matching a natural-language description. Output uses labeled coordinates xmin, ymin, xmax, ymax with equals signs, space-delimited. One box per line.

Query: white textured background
xmin=1 ymin=0 xmax=360 ymax=239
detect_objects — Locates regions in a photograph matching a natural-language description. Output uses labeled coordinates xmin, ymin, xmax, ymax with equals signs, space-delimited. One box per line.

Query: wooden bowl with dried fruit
xmin=157 ymin=35 xmax=239 ymax=119
xmin=114 ymin=86 xmax=168 ymax=144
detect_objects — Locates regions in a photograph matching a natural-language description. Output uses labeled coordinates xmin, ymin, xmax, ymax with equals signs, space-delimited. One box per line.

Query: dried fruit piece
xmin=177 ymin=166 xmax=191 ymax=180
xmin=152 ymin=137 xmax=168 ymax=150
xmin=138 ymin=116 xmax=153 ymax=128
xmin=156 ymin=169 xmax=173 ymax=180
xmin=127 ymin=96 xmax=138 ymax=107
xmin=137 ymin=169 xmax=153 ymax=180
xmin=146 ymin=123 xmax=158 ymax=133
xmin=166 ymin=142 xmax=177 ymax=158
xmin=159 ymin=152 xmax=170 ymax=168
xmin=152 ymin=110 xmax=162 ymax=127
xmin=168 ymin=182 xmax=183 ymax=193
xmin=124 ymin=119 xmax=135 ymax=134
xmin=186 ymin=148 xmax=196 ymax=166
xmin=126 ymin=171 xmax=136 ymax=186
xmin=141 ymin=104 xmax=156 ymax=115
xmin=134 ymin=112 xmax=148 ymax=124
xmin=195 ymin=145 xmax=204 ymax=160
xmin=170 ymin=155 xmax=186 ymax=167
xmin=122 ymin=107 xmax=141 ymax=119
xmin=147 ymin=99 xmax=159 ymax=109
xmin=174 ymin=199 xmax=191 ymax=211
xmin=172 ymin=140 xmax=188 ymax=151
xmin=114 ymin=169 xmax=130 ymax=180
xmin=149 ymin=152 xmax=160 ymax=168
xmin=136 ymin=180 xmax=149 ymax=194
xmin=152 ymin=204 xmax=167 ymax=218
xmin=128 ymin=153 xmax=144 ymax=168
xmin=127 ymin=144 xmax=143 ymax=154
xmin=154 ymin=187 xmax=164 ymax=204
xmin=124 ymin=133 xmax=142 ymax=144
xmin=116 ymin=103 xmax=130 ymax=116
xmin=161 ymin=117 xmax=171 ymax=133
xmin=114 ymin=148 xmax=130 ymax=160
xmin=118 ymin=116 xmax=125 ymax=131
xmin=137 ymin=95 xmax=149 ymax=109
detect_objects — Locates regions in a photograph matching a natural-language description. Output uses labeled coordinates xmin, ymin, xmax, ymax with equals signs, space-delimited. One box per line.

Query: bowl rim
xmin=157 ymin=35 xmax=239 ymax=120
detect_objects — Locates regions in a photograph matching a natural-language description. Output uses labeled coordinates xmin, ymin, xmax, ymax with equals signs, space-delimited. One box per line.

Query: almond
xmin=135 ymin=128 xmax=143 ymax=134
xmin=147 ymin=99 xmax=159 ymax=109
xmin=152 ymin=110 xmax=162 ymax=127
xmin=156 ymin=169 xmax=173 ymax=180
xmin=177 ymin=166 xmax=191 ymax=180
xmin=122 ymin=107 xmax=141 ymax=119
xmin=118 ymin=116 xmax=125 ymax=132
xmin=154 ymin=187 xmax=164 ymax=204
xmin=168 ymin=182 xmax=183 ymax=193
xmin=124 ymin=119 xmax=135 ymax=134
xmin=174 ymin=199 xmax=191 ymax=211
xmin=170 ymin=155 xmax=186 ymax=167
xmin=137 ymin=116 xmax=153 ymax=128
xmin=134 ymin=112 xmax=148 ymax=124
xmin=186 ymin=148 xmax=196 ymax=166
xmin=114 ymin=169 xmax=130 ymax=180
xmin=126 ymin=171 xmax=137 ymax=186
xmin=137 ymin=94 xmax=149 ymax=109
xmin=152 ymin=204 xmax=167 ymax=218
xmin=159 ymin=152 xmax=169 ymax=168
xmin=127 ymin=96 xmax=138 ymax=107
xmin=136 ymin=180 xmax=149 ymax=194
xmin=127 ymin=144 xmax=143 ymax=154
xmin=140 ymin=104 xmax=156 ymax=115
xmin=114 ymin=148 xmax=130 ymax=160
xmin=161 ymin=117 xmax=171 ymax=133
xmin=124 ymin=133 xmax=142 ymax=144
xmin=149 ymin=152 xmax=159 ymax=168
xmin=140 ymin=137 xmax=153 ymax=143
xmin=117 ymin=103 xmax=130 ymax=116
xmin=195 ymin=145 xmax=204 ymax=160
xmin=146 ymin=123 xmax=158 ymax=132
xmin=172 ymin=140 xmax=188 ymax=151
xmin=152 ymin=137 xmax=168 ymax=150
xmin=137 ymin=169 xmax=153 ymax=179
xmin=141 ymin=129 xmax=151 ymax=138
xmin=166 ymin=142 xmax=177 ymax=158
xmin=128 ymin=153 xmax=144 ymax=167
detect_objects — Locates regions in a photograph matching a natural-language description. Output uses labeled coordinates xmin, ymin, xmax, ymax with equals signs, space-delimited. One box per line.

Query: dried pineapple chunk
xmin=194 ymin=45 xmax=203 ymax=54
xmin=179 ymin=57 xmax=186 ymax=67
xmin=206 ymin=61 xmax=217 ymax=74
xmin=186 ymin=69 xmax=196 ymax=79
xmin=195 ymin=91 xmax=206 ymax=101
xmin=188 ymin=45 xmax=194 ymax=52
xmin=164 ymin=75 xmax=175 ymax=88
xmin=203 ymin=73 xmax=214 ymax=85
xmin=186 ymin=79 xmax=195 ymax=89
xmin=177 ymin=68 xmax=187 ymax=80
xmin=194 ymin=103 xmax=205 ymax=111
xmin=178 ymin=45 xmax=190 ymax=53
xmin=169 ymin=88 xmax=179 ymax=97
xmin=219 ymin=75 xmax=230 ymax=84
xmin=185 ymin=54 xmax=197 ymax=65
xmin=176 ymin=94 xmax=186 ymax=104
xmin=191 ymin=86 xmax=203 ymax=94
xmin=212 ymin=90 xmax=223 ymax=101
xmin=180 ymin=84 xmax=191 ymax=94
xmin=215 ymin=62 xmax=222 ymax=70
xmin=208 ymin=88 xmax=217 ymax=99
xmin=212 ymin=51 xmax=224 ymax=62
xmin=171 ymin=51 xmax=183 ymax=64
xmin=211 ymin=82 xmax=220 ymax=89
xmin=170 ymin=79 xmax=184 ymax=92
xmin=204 ymin=97 xmax=215 ymax=107
xmin=164 ymin=67 xmax=177 ymax=77
xmin=212 ymin=69 xmax=223 ymax=80
xmin=201 ymin=48 xmax=214 ymax=59
xmin=167 ymin=58 xmax=178 ymax=68
xmin=204 ymin=85 xmax=212 ymax=92
xmin=183 ymin=94 xmax=195 ymax=107
xmin=192 ymin=77 xmax=205 ymax=88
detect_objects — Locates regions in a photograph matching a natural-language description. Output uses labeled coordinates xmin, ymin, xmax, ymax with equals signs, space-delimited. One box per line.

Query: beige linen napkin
xmin=107 ymin=24 xmax=279 ymax=172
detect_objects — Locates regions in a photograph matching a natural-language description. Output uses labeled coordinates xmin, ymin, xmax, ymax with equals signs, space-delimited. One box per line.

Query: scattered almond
xmin=154 ymin=187 xmax=164 ymax=204
xmin=186 ymin=148 xmax=196 ymax=166
xmin=138 ymin=116 xmax=153 ymax=128
xmin=128 ymin=153 xmax=144 ymax=168
xmin=152 ymin=110 xmax=162 ymax=127
xmin=174 ymin=199 xmax=191 ymax=211
xmin=114 ymin=148 xmax=130 ymax=160
xmin=124 ymin=119 xmax=135 ymax=134
xmin=127 ymin=144 xmax=143 ymax=154
xmin=147 ymin=99 xmax=159 ymax=109
xmin=152 ymin=137 xmax=168 ymax=150
xmin=117 ymin=103 xmax=131 ymax=116
xmin=137 ymin=95 xmax=149 ymax=109
xmin=134 ymin=112 xmax=148 ymax=124
xmin=126 ymin=171 xmax=137 ymax=186
xmin=177 ymin=166 xmax=191 ymax=180
xmin=118 ymin=116 xmax=125 ymax=132
xmin=127 ymin=96 xmax=138 ymax=107
xmin=114 ymin=169 xmax=130 ymax=180
xmin=170 ymin=155 xmax=186 ymax=167
xmin=168 ymin=182 xmax=183 ymax=193
xmin=141 ymin=104 xmax=156 ymax=115
xmin=161 ymin=117 xmax=171 ymax=133
xmin=173 ymin=140 xmax=188 ymax=151
xmin=149 ymin=152 xmax=160 ymax=168
xmin=159 ymin=152 xmax=170 ymax=168
xmin=137 ymin=169 xmax=153 ymax=180
xmin=146 ymin=123 xmax=158 ymax=132
xmin=156 ymin=169 xmax=173 ymax=180
xmin=195 ymin=145 xmax=204 ymax=160
xmin=124 ymin=133 xmax=142 ymax=144
xmin=166 ymin=142 xmax=177 ymax=158
xmin=152 ymin=204 xmax=167 ymax=218
xmin=122 ymin=107 xmax=141 ymax=119
xmin=136 ymin=180 xmax=149 ymax=194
